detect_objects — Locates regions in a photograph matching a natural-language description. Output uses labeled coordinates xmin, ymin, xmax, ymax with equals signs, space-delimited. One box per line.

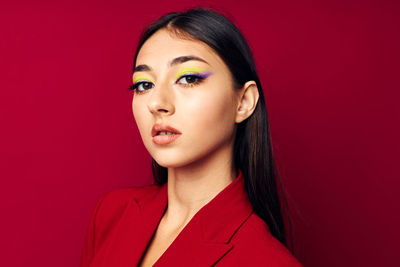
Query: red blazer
xmin=80 ymin=171 xmax=302 ymax=266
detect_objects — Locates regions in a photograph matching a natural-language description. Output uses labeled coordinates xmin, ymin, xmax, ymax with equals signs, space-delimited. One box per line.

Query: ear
xmin=235 ymin=81 xmax=260 ymax=123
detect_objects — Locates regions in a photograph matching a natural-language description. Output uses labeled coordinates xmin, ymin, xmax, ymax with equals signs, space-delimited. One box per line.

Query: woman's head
xmin=132 ymin=27 xmax=259 ymax=169
xmin=130 ymin=8 xmax=289 ymax=247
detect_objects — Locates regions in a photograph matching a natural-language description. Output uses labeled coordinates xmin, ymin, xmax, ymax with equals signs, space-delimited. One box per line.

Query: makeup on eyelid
xmin=174 ymin=67 xmax=212 ymax=81
xmin=133 ymin=75 xmax=154 ymax=84
xmin=132 ymin=68 xmax=212 ymax=87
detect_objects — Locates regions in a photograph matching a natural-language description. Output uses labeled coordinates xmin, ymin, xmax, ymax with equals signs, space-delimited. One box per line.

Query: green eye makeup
xmin=174 ymin=67 xmax=209 ymax=81
xmin=133 ymin=76 xmax=153 ymax=84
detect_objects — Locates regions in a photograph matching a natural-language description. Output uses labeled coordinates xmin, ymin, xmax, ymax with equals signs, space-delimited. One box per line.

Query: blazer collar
xmin=100 ymin=170 xmax=254 ymax=266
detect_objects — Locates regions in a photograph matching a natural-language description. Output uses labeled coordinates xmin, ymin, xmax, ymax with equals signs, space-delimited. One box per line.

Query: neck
xmin=163 ymin=145 xmax=237 ymax=229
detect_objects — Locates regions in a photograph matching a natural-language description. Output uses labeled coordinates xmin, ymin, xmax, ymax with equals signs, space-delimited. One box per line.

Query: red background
xmin=1 ymin=0 xmax=399 ymax=266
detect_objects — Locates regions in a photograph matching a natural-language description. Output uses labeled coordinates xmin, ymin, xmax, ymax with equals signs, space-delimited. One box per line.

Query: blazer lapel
xmin=153 ymin=170 xmax=253 ymax=266
xmin=153 ymin=227 xmax=233 ymax=266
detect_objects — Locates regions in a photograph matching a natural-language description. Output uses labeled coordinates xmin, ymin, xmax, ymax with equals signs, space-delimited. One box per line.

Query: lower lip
xmin=152 ymin=134 xmax=181 ymax=145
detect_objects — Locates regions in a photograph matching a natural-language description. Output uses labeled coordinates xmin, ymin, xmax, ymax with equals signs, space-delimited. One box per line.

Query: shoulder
xmin=96 ymin=183 xmax=161 ymax=212
xmin=225 ymin=213 xmax=303 ymax=267
xmin=80 ymin=184 xmax=163 ymax=266
xmin=89 ymin=183 xmax=162 ymax=243
xmin=93 ymin=183 xmax=161 ymax=224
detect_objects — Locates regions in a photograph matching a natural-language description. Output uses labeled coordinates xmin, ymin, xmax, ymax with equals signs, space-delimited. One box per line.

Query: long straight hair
xmin=132 ymin=7 xmax=291 ymax=247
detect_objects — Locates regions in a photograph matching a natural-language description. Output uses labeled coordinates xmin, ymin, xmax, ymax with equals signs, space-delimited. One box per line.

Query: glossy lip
xmin=151 ymin=123 xmax=182 ymax=145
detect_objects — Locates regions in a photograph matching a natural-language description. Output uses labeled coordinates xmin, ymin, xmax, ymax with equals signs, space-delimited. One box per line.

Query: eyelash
xmin=129 ymin=74 xmax=206 ymax=94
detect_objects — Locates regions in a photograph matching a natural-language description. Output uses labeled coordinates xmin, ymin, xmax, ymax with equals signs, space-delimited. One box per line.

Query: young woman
xmin=80 ymin=8 xmax=302 ymax=267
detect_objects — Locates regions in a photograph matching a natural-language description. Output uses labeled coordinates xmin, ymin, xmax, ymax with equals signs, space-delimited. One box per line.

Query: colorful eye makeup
xmin=129 ymin=67 xmax=213 ymax=93
xmin=133 ymin=75 xmax=154 ymax=84
xmin=129 ymin=76 xmax=154 ymax=92
xmin=174 ymin=67 xmax=212 ymax=81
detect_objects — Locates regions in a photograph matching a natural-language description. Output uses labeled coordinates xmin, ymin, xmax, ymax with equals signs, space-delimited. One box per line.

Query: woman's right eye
xmin=130 ymin=81 xmax=154 ymax=93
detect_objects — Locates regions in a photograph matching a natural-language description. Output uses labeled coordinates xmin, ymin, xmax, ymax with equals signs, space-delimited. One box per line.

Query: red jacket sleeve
xmin=79 ymin=193 xmax=108 ymax=267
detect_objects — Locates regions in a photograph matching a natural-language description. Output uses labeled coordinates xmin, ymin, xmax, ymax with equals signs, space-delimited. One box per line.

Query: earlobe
xmin=235 ymin=81 xmax=260 ymax=123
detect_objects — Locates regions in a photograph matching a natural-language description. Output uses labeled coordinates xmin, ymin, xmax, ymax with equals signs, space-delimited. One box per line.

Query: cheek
xmin=182 ymin=89 xmax=237 ymax=138
xmin=132 ymin=99 xmax=149 ymax=139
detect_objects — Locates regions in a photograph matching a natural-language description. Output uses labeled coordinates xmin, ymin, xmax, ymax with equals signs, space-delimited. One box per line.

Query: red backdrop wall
xmin=1 ymin=0 xmax=398 ymax=266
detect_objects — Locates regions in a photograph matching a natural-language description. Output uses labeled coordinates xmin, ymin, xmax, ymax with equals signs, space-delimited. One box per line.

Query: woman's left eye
xmin=176 ymin=75 xmax=203 ymax=86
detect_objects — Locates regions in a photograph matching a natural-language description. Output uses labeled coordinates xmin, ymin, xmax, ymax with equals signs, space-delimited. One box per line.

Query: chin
xmin=146 ymin=139 xmax=226 ymax=170
xmin=151 ymin=149 xmax=213 ymax=170
xmin=152 ymin=156 xmax=192 ymax=169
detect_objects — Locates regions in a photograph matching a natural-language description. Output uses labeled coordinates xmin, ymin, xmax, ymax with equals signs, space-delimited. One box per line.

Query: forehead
xmin=136 ymin=29 xmax=225 ymax=69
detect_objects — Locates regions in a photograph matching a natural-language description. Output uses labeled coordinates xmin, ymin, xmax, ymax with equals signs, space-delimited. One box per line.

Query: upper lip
xmin=151 ymin=123 xmax=181 ymax=137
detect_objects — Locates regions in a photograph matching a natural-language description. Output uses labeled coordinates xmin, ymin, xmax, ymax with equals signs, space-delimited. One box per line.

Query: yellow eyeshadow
xmin=175 ymin=67 xmax=206 ymax=80
xmin=133 ymin=76 xmax=153 ymax=83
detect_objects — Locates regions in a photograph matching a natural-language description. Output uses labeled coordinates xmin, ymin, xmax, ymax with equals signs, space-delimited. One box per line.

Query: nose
xmin=147 ymin=81 xmax=175 ymax=116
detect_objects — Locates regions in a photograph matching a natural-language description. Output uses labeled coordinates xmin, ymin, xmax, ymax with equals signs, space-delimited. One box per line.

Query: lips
xmin=151 ymin=123 xmax=182 ymax=145
xmin=151 ymin=123 xmax=181 ymax=137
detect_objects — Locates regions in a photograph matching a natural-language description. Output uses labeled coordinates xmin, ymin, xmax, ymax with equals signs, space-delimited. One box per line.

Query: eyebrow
xmin=133 ymin=55 xmax=209 ymax=74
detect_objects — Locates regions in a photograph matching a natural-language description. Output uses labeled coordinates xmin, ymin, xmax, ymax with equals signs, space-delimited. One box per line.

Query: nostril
xmin=147 ymin=95 xmax=174 ymax=115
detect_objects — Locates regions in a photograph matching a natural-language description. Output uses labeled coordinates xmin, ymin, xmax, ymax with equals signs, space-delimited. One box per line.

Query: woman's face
xmin=132 ymin=29 xmax=240 ymax=168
